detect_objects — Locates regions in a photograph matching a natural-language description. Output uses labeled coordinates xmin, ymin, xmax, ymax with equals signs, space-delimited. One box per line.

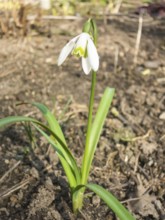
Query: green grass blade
xmin=86 ymin=183 xmax=136 ymax=220
xmin=82 ymin=88 xmax=115 ymax=184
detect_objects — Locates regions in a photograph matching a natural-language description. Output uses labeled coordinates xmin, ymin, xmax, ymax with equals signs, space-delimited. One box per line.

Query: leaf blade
xmin=31 ymin=102 xmax=81 ymax=184
xmin=0 ymin=115 xmax=80 ymax=187
xmin=31 ymin=102 xmax=67 ymax=145
xmin=32 ymin=123 xmax=77 ymax=188
xmin=82 ymin=87 xmax=115 ymax=184
xmin=0 ymin=116 xmax=38 ymax=128
xmin=86 ymin=183 xmax=136 ymax=220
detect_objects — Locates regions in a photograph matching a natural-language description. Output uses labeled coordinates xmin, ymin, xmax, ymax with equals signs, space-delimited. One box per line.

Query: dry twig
xmin=134 ymin=14 xmax=143 ymax=64
xmin=0 ymin=178 xmax=31 ymax=199
xmin=0 ymin=161 xmax=21 ymax=184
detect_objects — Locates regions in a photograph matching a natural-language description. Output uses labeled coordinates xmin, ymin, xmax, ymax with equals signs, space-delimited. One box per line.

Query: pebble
xmin=92 ymin=195 xmax=100 ymax=206
xmin=48 ymin=210 xmax=62 ymax=220
xmin=144 ymin=60 xmax=160 ymax=69
xmin=159 ymin=112 xmax=165 ymax=120
xmin=4 ymin=159 xmax=9 ymax=164
xmin=148 ymin=160 xmax=154 ymax=166
xmin=30 ymin=167 xmax=39 ymax=179
xmin=45 ymin=177 xmax=54 ymax=190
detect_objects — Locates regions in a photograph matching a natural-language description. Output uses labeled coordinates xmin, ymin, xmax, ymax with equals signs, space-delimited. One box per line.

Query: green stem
xmin=72 ymin=187 xmax=84 ymax=214
xmin=81 ymin=71 xmax=96 ymax=185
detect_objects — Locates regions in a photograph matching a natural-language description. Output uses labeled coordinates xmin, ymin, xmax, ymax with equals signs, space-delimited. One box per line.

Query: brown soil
xmin=0 ymin=17 xmax=165 ymax=220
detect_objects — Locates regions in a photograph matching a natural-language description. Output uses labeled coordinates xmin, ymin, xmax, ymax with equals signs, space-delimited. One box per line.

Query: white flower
xmin=57 ymin=32 xmax=99 ymax=75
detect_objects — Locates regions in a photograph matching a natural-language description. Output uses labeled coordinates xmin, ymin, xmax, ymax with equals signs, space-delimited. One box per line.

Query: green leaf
xmin=90 ymin=87 xmax=115 ymax=155
xmin=31 ymin=102 xmax=67 ymax=145
xmin=86 ymin=183 xmax=136 ymax=220
xmin=31 ymin=102 xmax=81 ymax=184
xmin=82 ymin=87 xmax=115 ymax=183
xmin=0 ymin=115 xmax=80 ymax=187
xmin=0 ymin=116 xmax=38 ymax=128
xmin=0 ymin=115 xmax=73 ymax=165
xmin=32 ymin=123 xmax=77 ymax=188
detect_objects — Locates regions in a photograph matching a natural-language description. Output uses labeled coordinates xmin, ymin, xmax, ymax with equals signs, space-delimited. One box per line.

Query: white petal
xmin=75 ymin=33 xmax=89 ymax=49
xmin=57 ymin=35 xmax=79 ymax=66
xmin=82 ymin=57 xmax=91 ymax=75
xmin=73 ymin=33 xmax=89 ymax=57
xmin=87 ymin=38 xmax=99 ymax=72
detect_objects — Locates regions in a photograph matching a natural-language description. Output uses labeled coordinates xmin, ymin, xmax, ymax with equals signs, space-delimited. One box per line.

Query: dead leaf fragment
xmin=129 ymin=183 xmax=158 ymax=218
xmin=140 ymin=140 xmax=157 ymax=155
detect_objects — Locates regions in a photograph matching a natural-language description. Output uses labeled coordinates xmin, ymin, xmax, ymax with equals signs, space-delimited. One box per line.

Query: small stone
xmin=4 ymin=159 xmax=9 ymax=164
xmin=45 ymin=57 xmax=54 ymax=64
xmin=30 ymin=167 xmax=39 ymax=179
xmin=148 ymin=160 xmax=154 ymax=166
xmin=124 ymin=155 xmax=129 ymax=163
xmin=10 ymin=195 xmax=18 ymax=207
xmin=159 ymin=112 xmax=165 ymax=120
xmin=92 ymin=195 xmax=100 ymax=206
xmin=48 ymin=210 xmax=62 ymax=220
xmin=45 ymin=177 xmax=54 ymax=190
xmin=144 ymin=60 xmax=160 ymax=69
xmin=141 ymin=69 xmax=151 ymax=75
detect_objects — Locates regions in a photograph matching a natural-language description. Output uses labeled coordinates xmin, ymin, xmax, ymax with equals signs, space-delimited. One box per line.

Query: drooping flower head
xmin=57 ymin=32 xmax=99 ymax=75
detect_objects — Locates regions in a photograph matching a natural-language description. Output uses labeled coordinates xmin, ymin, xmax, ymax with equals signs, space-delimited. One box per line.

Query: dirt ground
xmin=0 ymin=16 xmax=165 ymax=220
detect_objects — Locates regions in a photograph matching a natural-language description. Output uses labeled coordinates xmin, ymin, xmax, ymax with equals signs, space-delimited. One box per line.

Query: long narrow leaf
xmin=0 ymin=116 xmax=74 ymax=167
xmin=86 ymin=183 xmax=136 ymax=220
xmin=0 ymin=116 xmax=38 ymax=128
xmin=90 ymin=88 xmax=115 ymax=154
xmin=0 ymin=116 xmax=80 ymax=187
xmin=32 ymin=123 xmax=77 ymax=188
xmin=31 ymin=102 xmax=81 ymax=184
xmin=31 ymin=102 xmax=67 ymax=145
xmin=82 ymin=88 xmax=115 ymax=183
xmin=0 ymin=116 xmax=71 ymax=160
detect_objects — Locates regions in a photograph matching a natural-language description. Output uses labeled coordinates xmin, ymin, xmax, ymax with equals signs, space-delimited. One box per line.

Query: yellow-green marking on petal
xmin=73 ymin=47 xmax=86 ymax=57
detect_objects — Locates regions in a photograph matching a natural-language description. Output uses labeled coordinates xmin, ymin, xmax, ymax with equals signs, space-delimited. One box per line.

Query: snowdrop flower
xmin=58 ymin=33 xmax=99 ymax=75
